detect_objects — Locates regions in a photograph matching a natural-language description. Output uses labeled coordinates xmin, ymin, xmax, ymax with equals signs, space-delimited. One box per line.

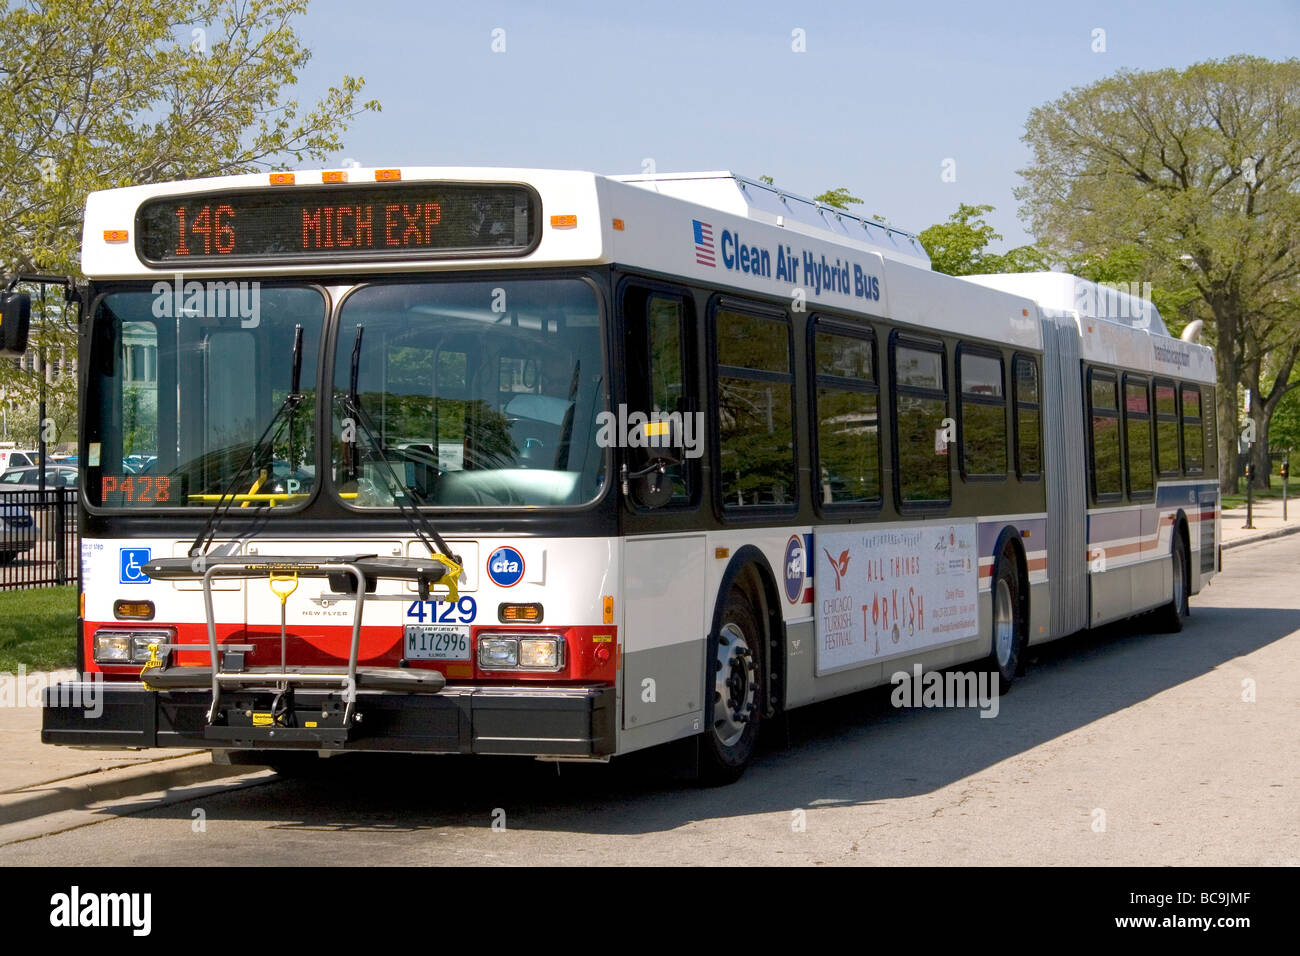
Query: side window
xmin=1153 ymin=380 xmax=1181 ymax=477
xmin=1123 ymin=375 xmax=1154 ymax=498
xmin=622 ymin=286 xmax=695 ymax=505
xmin=1088 ymin=369 xmax=1122 ymax=501
xmin=1203 ymin=385 xmax=1218 ymax=472
xmin=1181 ymin=385 xmax=1204 ymax=474
xmin=1012 ymin=354 xmax=1041 ymax=479
xmin=958 ymin=347 xmax=1007 ymax=479
xmin=892 ymin=336 xmax=950 ymax=507
xmin=812 ymin=321 xmax=880 ymax=507
xmin=714 ymin=304 xmax=796 ymax=509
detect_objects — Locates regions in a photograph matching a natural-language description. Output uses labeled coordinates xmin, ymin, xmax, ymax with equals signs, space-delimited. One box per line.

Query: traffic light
xmin=1245 ymin=463 xmax=1253 ymax=480
xmin=1282 ymin=461 xmax=1290 ymax=480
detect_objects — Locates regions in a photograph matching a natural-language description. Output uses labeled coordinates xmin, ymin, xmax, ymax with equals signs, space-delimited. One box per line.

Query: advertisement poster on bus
xmin=814 ymin=522 xmax=979 ymax=675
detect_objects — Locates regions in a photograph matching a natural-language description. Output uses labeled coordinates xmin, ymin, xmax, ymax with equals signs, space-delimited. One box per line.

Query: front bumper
xmin=42 ymin=681 xmax=616 ymax=757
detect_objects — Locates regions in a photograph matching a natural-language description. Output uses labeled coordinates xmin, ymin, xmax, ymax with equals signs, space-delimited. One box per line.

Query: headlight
xmin=478 ymin=637 xmax=518 ymax=669
xmin=476 ymin=634 xmax=564 ymax=672
xmin=519 ymin=637 xmax=561 ymax=669
xmin=93 ymin=632 xmax=132 ymax=663
xmin=93 ymin=629 xmax=174 ymax=664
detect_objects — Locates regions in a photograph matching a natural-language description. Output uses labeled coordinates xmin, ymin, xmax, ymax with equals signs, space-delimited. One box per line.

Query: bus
xmin=33 ymin=167 xmax=1219 ymax=783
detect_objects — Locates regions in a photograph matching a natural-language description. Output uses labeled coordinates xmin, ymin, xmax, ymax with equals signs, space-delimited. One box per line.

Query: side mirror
xmin=0 ymin=292 xmax=31 ymax=357
xmin=623 ymin=416 xmax=686 ymax=509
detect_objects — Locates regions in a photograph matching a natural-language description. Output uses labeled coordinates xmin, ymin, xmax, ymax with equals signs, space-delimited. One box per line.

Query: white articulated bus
xmin=36 ymin=167 xmax=1218 ymax=782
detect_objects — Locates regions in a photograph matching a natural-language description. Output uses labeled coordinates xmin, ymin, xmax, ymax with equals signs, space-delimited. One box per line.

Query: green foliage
xmin=1017 ymin=56 xmax=1300 ymax=487
xmin=814 ymin=187 xmax=862 ymax=210
xmin=918 ymin=203 xmax=1047 ymax=276
xmin=0 ymin=0 xmax=380 ymax=438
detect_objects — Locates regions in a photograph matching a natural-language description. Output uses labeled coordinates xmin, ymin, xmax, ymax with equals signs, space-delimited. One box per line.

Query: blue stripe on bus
xmin=977 ymin=517 xmax=1047 ymax=560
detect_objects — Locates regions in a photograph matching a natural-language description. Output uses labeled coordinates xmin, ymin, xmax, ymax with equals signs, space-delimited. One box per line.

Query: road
xmin=3 ymin=534 xmax=1298 ymax=866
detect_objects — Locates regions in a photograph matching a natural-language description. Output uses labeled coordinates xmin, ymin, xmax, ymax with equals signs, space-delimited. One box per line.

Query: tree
xmin=1017 ymin=56 xmax=1300 ymax=492
xmin=814 ymin=186 xmax=862 ymax=210
xmin=918 ymin=203 xmax=1047 ymax=276
xmin=0 ymin=0 xmax=380 ymax=438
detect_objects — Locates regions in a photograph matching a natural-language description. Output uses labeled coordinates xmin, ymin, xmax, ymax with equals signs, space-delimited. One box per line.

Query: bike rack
xmin=141 ymin=554 xmax=451 ymax=742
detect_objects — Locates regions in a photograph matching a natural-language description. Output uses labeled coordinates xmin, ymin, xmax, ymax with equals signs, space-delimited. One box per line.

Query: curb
xmin=0 ymin=752 xmax=254 ymax=826
xmin=1221 ymin=522 xmax=1300 ymax=552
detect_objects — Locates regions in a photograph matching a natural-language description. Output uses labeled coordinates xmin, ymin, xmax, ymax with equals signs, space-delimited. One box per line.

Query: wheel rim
xmin=713 ymin=621 xmax=757 ymax=748
xmin=1173 ymin=545 xmax=1185 ymax=613
xmin=994 ymin=577 xmax=1015 ymax=668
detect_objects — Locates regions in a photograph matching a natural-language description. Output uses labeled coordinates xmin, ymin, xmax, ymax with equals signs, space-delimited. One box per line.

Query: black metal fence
xmin=0 ymin=489 xmax=79 ymax=590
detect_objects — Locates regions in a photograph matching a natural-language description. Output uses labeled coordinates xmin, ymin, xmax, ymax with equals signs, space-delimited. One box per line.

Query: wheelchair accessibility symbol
xmin=120 ymin=548 xmax=151 ymax=584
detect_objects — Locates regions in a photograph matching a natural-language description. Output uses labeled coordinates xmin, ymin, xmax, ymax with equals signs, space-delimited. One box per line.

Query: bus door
xmin=618 ymin=284 xmax=707 ymax=731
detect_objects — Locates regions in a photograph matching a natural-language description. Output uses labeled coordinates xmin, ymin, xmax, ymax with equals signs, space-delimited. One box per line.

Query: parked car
xmin=0 ymin=502 xmax=38 ymax=564
xmin=0 ymin=465 xmax=78 ymax=490
xmin=0 ymin=449 xmax=39 ymax=474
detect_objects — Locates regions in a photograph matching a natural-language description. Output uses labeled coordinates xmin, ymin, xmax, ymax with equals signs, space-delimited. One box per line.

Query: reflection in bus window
xmin=1013 ymin=355 xmax=1041 ymax=478
xmin=331 ymin=278 xmax=606 ymax=508
xmin=1182 ymin=385 xmax=1204 ymax=474
xmin=959 ymin=349 xmax=1007 ymax=478
xmin=813 ymin=324 xmax=880 ymax=506
xmin=714 ymin=308 xmax=795 ymax=509
xmin=86 ymin=288 xmax=324 ymax=508
xmin=1089 ymin=370 xmax=1122 ymax=499
xmin=1124 ymin=376 xmax=1153 ymax=497
xmin=894 ymin=340 xmax=950 ymax=505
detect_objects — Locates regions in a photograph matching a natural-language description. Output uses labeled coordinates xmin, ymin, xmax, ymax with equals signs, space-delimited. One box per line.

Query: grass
xmin=1221 ymin=476 xmax=1295 ymax=510
xmin=0 ymin=586 xmax=78 ymax=672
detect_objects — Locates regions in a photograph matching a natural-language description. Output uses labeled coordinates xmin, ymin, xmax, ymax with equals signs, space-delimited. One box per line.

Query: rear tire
xmin=1156 ymin=532 xmax=1189 ymax=633
xmin=979 ymin=549 xmax=1025 ymax=694
xmin=698 ymin=589 xmax=764 ymax=786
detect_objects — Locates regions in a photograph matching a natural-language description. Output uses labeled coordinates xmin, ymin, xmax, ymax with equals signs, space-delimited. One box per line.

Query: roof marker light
xmin=550 ymin=214 xmax=577 ymax=228
xmin=612 ymin=218 xmax=625 ymax=231
xmin=322 ymin=170 xmax=347 ymax=184
xmin=269 ymin=172 xmax=295 ymax=185
xmin=375 ymin=169 xmax=401 ymax=181
xmin=103 ymin=230 xmax=128 ymax=243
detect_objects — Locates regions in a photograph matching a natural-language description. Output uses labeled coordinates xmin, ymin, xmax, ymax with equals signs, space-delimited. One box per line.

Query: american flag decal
xmin=692 ymin=219 xmax=715 ymax=267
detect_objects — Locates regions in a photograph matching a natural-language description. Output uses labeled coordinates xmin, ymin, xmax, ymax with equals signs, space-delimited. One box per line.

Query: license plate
xmin=403 ymin=625 xmax=471 ymax=661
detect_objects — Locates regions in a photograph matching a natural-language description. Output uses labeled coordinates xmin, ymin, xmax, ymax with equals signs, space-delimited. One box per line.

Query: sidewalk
xmin=0 ymin=671 xmax=242 ymax=828
xmin=1219 ymin=495 xmax=1300 ymax=550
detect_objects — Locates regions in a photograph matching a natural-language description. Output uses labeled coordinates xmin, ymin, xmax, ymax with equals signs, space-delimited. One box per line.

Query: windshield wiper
xmin=189 ymin=324 xmax=305 ymax=559
xmin=336 ymin=324 xmax=454 ymax=563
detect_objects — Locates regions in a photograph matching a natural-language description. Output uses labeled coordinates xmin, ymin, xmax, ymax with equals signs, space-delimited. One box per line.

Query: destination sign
xmin=135 ymin=183 xmax=538 ymax=265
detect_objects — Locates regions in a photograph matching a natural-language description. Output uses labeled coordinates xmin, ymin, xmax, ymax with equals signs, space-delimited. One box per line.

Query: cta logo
xmin=486 ymin=546 xmax=525 ymax=588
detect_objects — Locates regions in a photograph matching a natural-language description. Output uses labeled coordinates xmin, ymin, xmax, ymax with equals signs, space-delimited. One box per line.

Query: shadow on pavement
xmin=116 ymin=601 xmax=1299 ymax=837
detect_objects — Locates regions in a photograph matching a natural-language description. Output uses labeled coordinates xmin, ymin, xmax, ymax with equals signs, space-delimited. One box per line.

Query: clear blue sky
xmin=294 ymin=0 xmax=1299 ymax=250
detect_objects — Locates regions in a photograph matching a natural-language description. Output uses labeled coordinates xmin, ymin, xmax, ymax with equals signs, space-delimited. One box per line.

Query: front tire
xmin=699 ymin=589 xmax=763 ymax=785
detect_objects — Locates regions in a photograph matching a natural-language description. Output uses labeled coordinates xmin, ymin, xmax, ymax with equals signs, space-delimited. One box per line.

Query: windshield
xmin=331 ymin=277 xmax=606 ymax=508
xmin=85 ymin=286 xmax=324 ymax=508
